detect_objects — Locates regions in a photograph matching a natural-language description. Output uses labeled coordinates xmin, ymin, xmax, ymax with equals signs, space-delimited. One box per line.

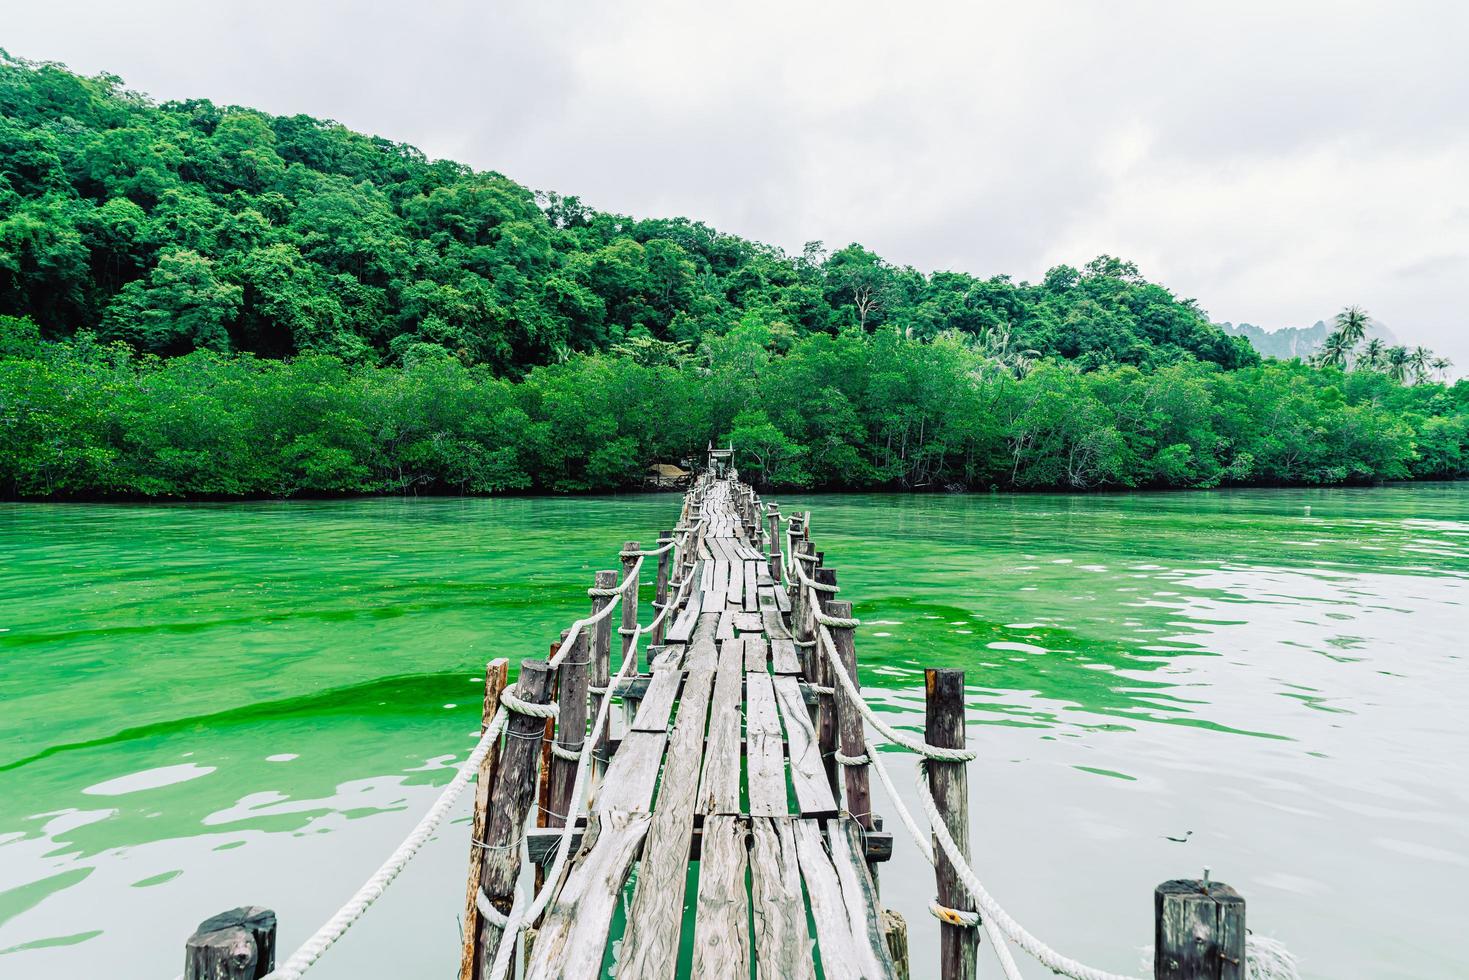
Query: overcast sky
xmin=6 ymin=1 xmax=1468 ymax=364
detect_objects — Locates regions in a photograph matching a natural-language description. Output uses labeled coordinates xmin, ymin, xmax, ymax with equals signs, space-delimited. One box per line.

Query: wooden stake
xmin=925 ymin=668 xmax=977 ymax=980
xmin=1155 ymin=879 xmax=1246 ymax=980
xmin=882 ymin=908 xmax=911 ymax=980
xmin=475 ymin=658 xmax=555 ymax=977
xmin=590 ymin=569 xmax=617 ymax=779
xmin=620 ymin=541 xmax=640 ymax=670
xmin=459 ymin=658 xmax=510 ymax=980
xmin=548 ymin=630 xmax=589 ymax=828
xmin=184 ymin=906 xmax=275 ymax=980
xmin=767 ymin=504 xmax=782 ymax=583
xmin=814 ymin=567 xmax=840 ymax=797
xmin=827 ymin=599 xmax=872 ymax=830
xmin=651 ymin=530 xmax=673 ymax=645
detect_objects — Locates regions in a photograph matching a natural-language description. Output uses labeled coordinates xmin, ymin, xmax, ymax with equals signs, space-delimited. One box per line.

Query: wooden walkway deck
xmin=519 ymin=478 xmax=899 ymax=979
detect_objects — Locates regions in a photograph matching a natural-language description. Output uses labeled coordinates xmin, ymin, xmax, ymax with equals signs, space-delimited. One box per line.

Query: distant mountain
xmin=1217 ymin=319 xmax=1398 ymax=360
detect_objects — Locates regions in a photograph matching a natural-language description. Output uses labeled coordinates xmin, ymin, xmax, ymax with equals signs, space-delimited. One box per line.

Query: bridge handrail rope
xmin=265 ymin=514 xmax=703 ymax=980
xmin=784 ymin=515 xmax=1141 ymax=980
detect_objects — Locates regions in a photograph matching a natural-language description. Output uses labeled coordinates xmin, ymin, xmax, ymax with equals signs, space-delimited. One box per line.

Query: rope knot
xmin=499 ymin=687 xmax=558 ymax=720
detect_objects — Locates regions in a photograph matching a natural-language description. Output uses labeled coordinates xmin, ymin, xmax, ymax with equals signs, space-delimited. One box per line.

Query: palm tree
xmin=1409 ymin=346 xmax=1434 ymax=383
xmin=1431 ymin=356 xmax=1453 ymax=380
xmin=1384 ymin=346 xmax=1412 ymax=383
xmin=1317 ymin=330 xmax=1352 ymax=368
xmin=1334 ymin=304 xmax=1368 ymax=351
xmin=1360 ymin=337 xmax=1386 ymax=369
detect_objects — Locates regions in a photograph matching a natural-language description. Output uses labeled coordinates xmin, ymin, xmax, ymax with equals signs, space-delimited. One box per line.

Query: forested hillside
xmin=2 ymin=52 xmax=1466 ymax=497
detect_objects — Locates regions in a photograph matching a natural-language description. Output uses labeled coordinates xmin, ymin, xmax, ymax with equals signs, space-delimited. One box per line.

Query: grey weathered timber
xmin=814 ymin=567 xmax=840 ymax=797
xmin=769 ymin=636 xmax=802 ymax=674
xmin=726 ymin=555 xmax=744 ymax=606
xmin=792 ymin=819 xmax=867 ymax=979
xmin=619 ymin=664 xmax=718 ymax=978
xmin=745 ymin=670 xmax=788 ymax=816
xmin=706 ymin=559 xmax=729 ymax=609
xmin=716 ymin=607 xmax=737 ymax=641
xmin=767 ymin=504 xmax=783 ymax=582
xmin=184 ymin=906 xmax=276 ymax=980
xmin=926 ymin=668 xmax=978 ymax=980
xmin=761 ymin=608 xmax=792 ymax=639
xmin=460 ymin=658 xmax=510 ymax=980
xmin=690 ymin=815 xmax=751 ymax=979
xmin=523 ymin=810 xmax=653 ymax=980
xmin=827 ymin=599 xmax=873 ymax=829
xmin=732 ymin=610 xmax=763 ymax=633
xmin=697 ymin=639 xmax=744 ymax=814
xmin=743 ymin=561 xmax=760 ymax=612
xmin=475 ymin=659 xmax=554 ymax=979
xmin=743 ymin=635 xmax=769 ymax=672
xmin=526 ymin=821 xmax=893 ymax=864
xmin=773 ymin=674 xmax=838 ymax=816
xmin=683 ymin=611 xmax=721 ymax=672
xmin=594 ymin=729 xmax=667 ymax=813
xmin=883 ymin=909 xmax=912 ymax=980
xmin=1154 ymin=879 xmax=1246 ymax=980
xmin=631 ymin=648 xmax=685 ymax=732
xmin=589 ymin=570 xmax=617 ymax=775
xmin=827 ymin=818 xmax=899 ymax=980
xmin=548 ymin=632 xmax=589 ymax=828
xmin=749 ymin=818 xmax=816 ymax=980
xmin=620 ymin=540 xmax=641 ymax=671
xmin=652 ymin=530 xmax=673 ymax=645
xmin=665 ymin=559 xmax=704 ymax=643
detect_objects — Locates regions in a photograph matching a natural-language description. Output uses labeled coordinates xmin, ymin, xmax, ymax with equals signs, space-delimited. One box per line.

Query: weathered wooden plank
xmin=632 ymin=654 xmax=685 ymax=732
xmin=769 ymin=637 xmax=802 ymax=675
xmin=761 ymin=609 xmax=792 ymax=640
xmin=732 ymin=610 xmax=763 ymax=633
xmin=665 ymin=580 xmax=703 ymax=644
xmin=697 ymin=639 xmax=744 ymax=814
xmin=749 ymin=819 xmax=815 ymax=980
xmin=706 ymin=559 xmax=729 ymax=610
xmin=523 ymin=810 xmax=653 ymax=980
xmin=716 ymin=608 xmax=737 ymax=641
xmin=772 ymin=580 xmax=792 ymax=614
xmin=691 ymin=815 xmax=750 ymax=979
xmin=527 ymin=823 xmax=894 ymax=865
xmin=595 ymin=730 xmax=667 ymax=813
xmin=619 ymin=664 xmax=718 ymax=978
xmin=726 ymin=554 xmax=744 ymax=607
xmin=758 ymin=585 xmax=777 ymax=612
xmin=684 ymin=612 xmax=721 ymax=672
xmin=827 ymin=817 xmax=899 ymax=979
xmin=743 ymin=635 xmax=769 ymax=673
xmin=743 ymin=561 xmax=760 ymax=612
xmin=773 ymin=675 xmax=838 ymax=817
xmin=548 ymin=632 xmax=590 ymax=829
xmin=793 ymin=819 xmax=865 ymax=979
xmin=745 ymin=670 xmax=787 ymax=817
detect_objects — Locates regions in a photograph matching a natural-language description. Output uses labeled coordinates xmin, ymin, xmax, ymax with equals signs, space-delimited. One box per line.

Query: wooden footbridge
xmin=181 ymin=456 xmax=1277 ymax=980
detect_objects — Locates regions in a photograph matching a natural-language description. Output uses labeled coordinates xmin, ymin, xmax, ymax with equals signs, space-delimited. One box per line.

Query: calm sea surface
xmin=2 ymin=485 xmax=1466 ymax=978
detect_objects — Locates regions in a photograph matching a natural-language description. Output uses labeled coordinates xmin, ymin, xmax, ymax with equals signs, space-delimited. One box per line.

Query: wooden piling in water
xmin=767 ymin=504 xmax=782 ymax=583
xmin=475 ymin=658 xmax=554 ymax=975
xmin=926 ymin=668 xmax=978 ymax=980
xmin=1154 ymin=879 xmax=1246 ymax=980
xmin=651 ymin=529 xmax=673 ymax=646
xmin=549 ymin=631 xmax=589 ymax=828
xmin=589 ymin=569 xmax=616 ymax=778
xmin=826 ymin=599 xmax=873 ymax=831
xmin=620 ymin=541 xmax=640 ymax=672
xmin=459 ymin=658 xmax=510 ymax=980
xmin=184 ymin=906 xmax=276 ymax=980
xmin=814 ymin=566 xmax=840 ymax=797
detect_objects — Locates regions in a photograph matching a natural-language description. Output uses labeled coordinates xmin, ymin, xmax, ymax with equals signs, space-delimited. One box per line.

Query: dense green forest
xmin=2 ymin=52 xmax=1465 ymax=497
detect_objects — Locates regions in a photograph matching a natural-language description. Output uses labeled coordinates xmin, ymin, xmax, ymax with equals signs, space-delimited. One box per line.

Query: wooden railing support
xmin=767 ymin=504 xmax=782 ymax=583
xmin=652 ymin=529 xmax=673 ymax=646
xmin=620 ymin=540 xmax=640 ymax=671
xmin=1154 ymin=879 xmax=1246 ymax=980
xmin=185 ymin=907 xmax=276 ymax=980
xmin=548 ymin=630 xmax=589 ymax=828
xmin=926 ymin=668 xmax=977 ymax=980
xmin=459 ymin=658 xmax=510 ymax=980
xmin=475 ymin=658 xmax=554 ymax=976
xmin=590 ymin=570 xmax=617 ymax=779
xmin=814 ymin=567 xmax=840 ymax=797
xmin=827 ymin=599 xmax=873 ymax=831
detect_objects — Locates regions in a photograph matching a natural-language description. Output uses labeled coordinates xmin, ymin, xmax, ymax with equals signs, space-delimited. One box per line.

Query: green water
xmin=2 ymin=487 xmax=1466 ymax=979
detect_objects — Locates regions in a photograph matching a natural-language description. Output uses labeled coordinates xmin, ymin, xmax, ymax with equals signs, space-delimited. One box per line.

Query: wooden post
xmin=882 ymin=908 xmax=911 ymax=980
xmin=548 ymin=630 xmax=589 ymax=828
xmin=590 ymin=570 xmax=616 ymax=778
xmin=1154 ymin=879 xmax=1246 ymax=980
xmin=459 ymin=658 xmax=511 ymax=980
xmin=620 ymin=541 xmax=641 ymax=671
xmin=475 ymin=659 xmax=555 ymax=976
xmin=814 ymin=567 xmax=840 ymax=797
xmin=827 ymin=599 xmax=873 ymax=830
xmin=767 ymin=505 xmax=782 ymax=583
xmin=791 ymin=540 xmax=817 ymax=682
xmin=926 ymin=668 xmax=977 ymax=980
xmin=184 ymin=907 xmax=276 ymax=980
xmin=652 ymin=530 xmax=673 ymax=645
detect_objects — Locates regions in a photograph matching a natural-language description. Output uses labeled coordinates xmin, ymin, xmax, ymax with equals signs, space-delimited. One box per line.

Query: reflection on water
xmin=2 ymin=485 xmax=1466 ymax=978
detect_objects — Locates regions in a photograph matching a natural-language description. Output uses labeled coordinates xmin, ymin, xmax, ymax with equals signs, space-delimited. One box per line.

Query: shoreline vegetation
xmin=2 ymin=53 xmax=1466 ymax=500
